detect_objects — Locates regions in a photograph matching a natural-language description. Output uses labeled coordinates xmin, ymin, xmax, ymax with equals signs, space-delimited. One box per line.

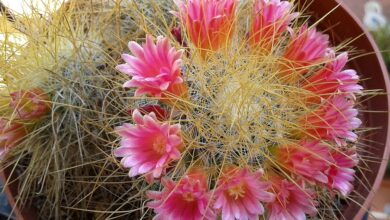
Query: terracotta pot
xmin=1 ymin=0 xmax=390 ymax=219
xmin=0 ymin=167 xmax=37 ymax=220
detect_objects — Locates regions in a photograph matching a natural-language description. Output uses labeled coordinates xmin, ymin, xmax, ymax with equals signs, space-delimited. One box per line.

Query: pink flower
xmin=214 ymin=167 xmax=274 ymax=220
xmin=300 ymin=95 xmax=361 ymax=146
xmin=280 ymin=25 xmax=329 ymax=80
xmin=249 ymin=0 xmax=298 ymax=52
xmin=10 ymin=88 xmax=50 ymax=120
xmin=268 ymin=177 xmax=317 ymax=220
xmin=171 ymin=26 xmax=187 ymax=47
xmin=0 ymin=119 xmax=27 ymax=158
xmin=326 ymin=149 xmax=358 ymax=196
xmin=114 ymin=109 xmax=183 ymax=179
xmin=173 ymin=0 xmax=237 ymax=55
xmin=116 ymin=35 xmax=187 ymax=98
xmin=147 ymin=169 xmax=215 ymax=220
xmin=127 ymin=105 xmax=169 ymax=121
xmin=302 ymin=52 xmax=363 ymax=103
xmin=275 ymin=140 xmax=331 ymax=184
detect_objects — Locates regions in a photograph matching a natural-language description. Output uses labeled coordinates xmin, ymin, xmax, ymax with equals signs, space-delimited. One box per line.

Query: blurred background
xmin=0 ymin=0 xmax=389 ymax=219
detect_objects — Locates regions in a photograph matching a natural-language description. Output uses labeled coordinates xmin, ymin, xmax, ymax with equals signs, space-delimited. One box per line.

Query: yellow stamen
xmin=183 ymin=192 xmax=195 ymax=202
xmin=153 ymin=136 xmax=167 ymax=154
xmin=228 ymin=182 xmax=246 ymax=200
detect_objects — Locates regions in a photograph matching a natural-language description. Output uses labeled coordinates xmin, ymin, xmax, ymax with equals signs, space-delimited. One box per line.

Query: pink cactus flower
xmin=114 ymin=109 xmax=183 ymax=179
xmin=300 ymin=95 xmax=361 ymax=146
xmin=127 ymin=105 xmax=169 ymax=121
xmin=268 ymin=177 xmax=317 ymax=220
xmin=302 ymin=52 xmax=363 ymax=103
xmin=172 ymin=0 xmax=237 ymax=55
xmin=213 ymin=167 xmax=275 ymax=220
xmin=326 ymin=149 xmax=358 ymax=196
xmin=147 ymin=168 xmax=216 ymax=220
xmin=116 ymin=35 xmax=187 ymax=98
xmin=249 ymin=0 xmax=298 ymax=52
xmin=275 ymin=140 xmax=331 ymax=184
xmin=280 ymin=25 xmax=329 ymax=81
xmin=10 ymin=88 xmax=50 ymax=120
xmin=171 ymin=26 xmax=187 ymax=47
xmin=0 ymin=119 xmax=27 ymax=158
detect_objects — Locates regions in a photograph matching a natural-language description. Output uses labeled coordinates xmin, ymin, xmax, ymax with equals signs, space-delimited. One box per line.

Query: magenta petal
xmin=114 ymin=147 xmax=131 ymax=157
xmin=152 ymin=166 xmax=163 ymax=178
xmin=128 ymin=41 xmax=145 ymax=58
xmin=116 ymin=64 xmax=133 ymax=74
xmin=138 ymin=162 xmax=155 ymax=174
xmin=168 ymin=135 xmax=182 ymax=147
xmin=134 ymin=88 xmax=154 ymax=97
xmin=132 ymin=109 xmax=144 ymax=125
xmin=121 ymin=156 xmax=140 ymax=168
xmin=129 ymin=167 xmax=139 ymax=177
xmin=159 ymin=81 xmax=170 ymax=91
xmin=170 ymin=148 xmax=181 ymax=160
xmin=169 ymin=124 xmax=181 ymax=134
xmin=123 ymin=80 xmax=141 ymax=88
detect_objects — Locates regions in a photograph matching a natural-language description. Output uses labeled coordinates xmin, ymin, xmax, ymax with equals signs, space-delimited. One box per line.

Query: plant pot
xmin=1 ymin=0 xmax=389 ymax=219
xmin=0 ymin=167 xmax=37 ymax=220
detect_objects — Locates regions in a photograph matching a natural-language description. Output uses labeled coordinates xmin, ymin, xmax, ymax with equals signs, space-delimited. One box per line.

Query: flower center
xmin=153 ymin=136 xmax=167 ymax=154
xmin=182 ymin=192 xmax=195 ymax=202
xmin=228 ymin=182 xmax=246 ymax=200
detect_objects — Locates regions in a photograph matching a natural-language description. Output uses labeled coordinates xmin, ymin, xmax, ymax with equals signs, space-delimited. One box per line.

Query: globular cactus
xmin=0 ymin=0 xmax=367 ymax=219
